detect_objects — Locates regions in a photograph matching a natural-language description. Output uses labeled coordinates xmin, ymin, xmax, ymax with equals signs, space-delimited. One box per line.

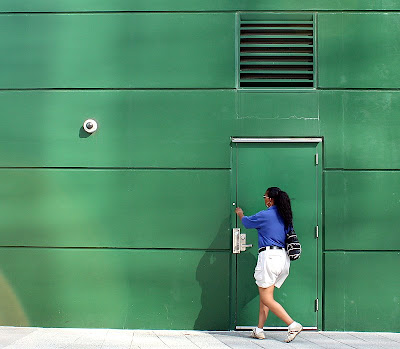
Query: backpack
xmin=286 ymin=227 xmax=301 ymax=261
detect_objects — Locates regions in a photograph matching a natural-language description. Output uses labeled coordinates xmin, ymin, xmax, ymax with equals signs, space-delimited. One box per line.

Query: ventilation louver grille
xmin=239 ymin=14 xmax=315 ymax=89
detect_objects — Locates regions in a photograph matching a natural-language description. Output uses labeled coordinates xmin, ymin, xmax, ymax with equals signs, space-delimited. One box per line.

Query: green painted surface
xmin=324 ymin=252 xmax=400 ymax=332
xmin=319 ymin=13 xmax=400 ymax=88
xmin=325 ymin=171 xmax=400 ymax=251
xmin=0 ymin=169 xmax=230 ymax=249
xmin=321 ymin=91 xmax=400 ymax=169
xmin=1 ymin=1 xmax=400 ymax=12
xmin=0 ymin=4 xmax=399 ymax=333
xmin=234 ymin=143 xmax=320 ymax=327
xmin=0 ymin=13 xmax=235 ymax=88
xmin=0 ymin=90 xmax=323 ymax=168
xmin=0 ymin=248 xmax=230 ymax=329
xmin=235 ymin=92 xmax=320 ymax=137
xmin=0 ymin=90 xmax=235 ymax=168
xmin=238 ymin=92 xmax=319 ymax=121
xmin=319 ymin=92 xmax=344 ymax=169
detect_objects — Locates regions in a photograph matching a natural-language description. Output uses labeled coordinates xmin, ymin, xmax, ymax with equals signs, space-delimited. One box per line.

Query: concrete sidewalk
xmin=0 ymin=327 xmax=399 ymax=349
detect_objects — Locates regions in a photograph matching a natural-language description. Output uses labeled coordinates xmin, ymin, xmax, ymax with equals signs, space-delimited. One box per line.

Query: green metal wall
xmin=0 ymin=2 xmax=399 ymax=332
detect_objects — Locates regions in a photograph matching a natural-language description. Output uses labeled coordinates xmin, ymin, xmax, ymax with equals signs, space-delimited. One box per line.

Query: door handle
xmin=240 ymin=233 xmax=253 ymax=252
xmin=233 ymin=228 xmax=253 ymax=254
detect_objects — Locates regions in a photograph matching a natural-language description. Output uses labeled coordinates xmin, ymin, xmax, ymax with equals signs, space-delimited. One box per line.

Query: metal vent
xmin=239 ymin=14 xmax=315 ymax=89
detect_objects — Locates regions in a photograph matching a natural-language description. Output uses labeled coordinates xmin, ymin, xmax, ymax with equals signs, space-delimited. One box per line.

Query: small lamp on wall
xmin=83 ymin=119 xmax=98 ymax=134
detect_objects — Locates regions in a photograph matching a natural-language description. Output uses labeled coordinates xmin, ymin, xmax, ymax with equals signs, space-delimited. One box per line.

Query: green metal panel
xmin=2 ymin=1 xmax=400 ymax=12
xmin=234 ymin=142 xmax=321 ymax=328
xmin=318 ymin=13 xmax=400 ymax=88
xmin=325 ymin=171 xmax=400 ymax=251
xmin=321 ymin=91 xmax=400 ymax=169
xmin=324 ymin=252 xmax=400 ymax=332
xmin=0 ymin=13 xmax=235 ymax=88
xmin=0 ymin=248 xmax=230 ymax=329
xmin=0 ymin=169 xmax=230 ymax=249
xmin=319 ymin=92 xmax=344 ymax=169
xmin=0 ymin=90 xmax=323 ymax=169
xmin=236 ymin=91 xmax=320 ymax=136
xmin=0 ymin=90 xmax=235 ymax=168
xmin=238 ymin=91 xmax=319 ymax=120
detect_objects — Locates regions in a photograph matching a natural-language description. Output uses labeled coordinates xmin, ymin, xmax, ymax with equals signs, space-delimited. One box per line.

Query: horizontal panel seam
xmin=0 ymin=11 xmax=240 ymax=15
xmin=324 ymin=169 xmax=400 ymax=172
xmin=0 ymin=167 xmax=231 ymax=171
xmin=1 ymin=11 xmax=400 ymax=15
xmin=0 ymin=88 xmax=236 ymax=92
xmin=319 ymin=88 xmax=400 ymax=91
xmin=323 ymin=250 xmax=400 ymax=253
xmin=0 ymin=246 xmax=231 ymax=252
xmin=4 ymin=88 xmax=400 ymax=92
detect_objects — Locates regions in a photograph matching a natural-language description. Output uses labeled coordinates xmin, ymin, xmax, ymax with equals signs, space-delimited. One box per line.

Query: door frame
xmin=230 ymin=137 xmax=323 ymax=330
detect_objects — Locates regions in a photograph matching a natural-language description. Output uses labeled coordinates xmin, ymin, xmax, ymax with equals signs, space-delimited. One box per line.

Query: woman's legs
xmin=258 ymin=285 xmax=293 ymax=326
xmin=257 ymin=298 xmax=269 ymax=329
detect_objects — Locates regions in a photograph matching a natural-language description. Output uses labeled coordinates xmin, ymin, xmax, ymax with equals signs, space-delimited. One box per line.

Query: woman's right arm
xmin=239 ymin=210 xmax=263 ymax=229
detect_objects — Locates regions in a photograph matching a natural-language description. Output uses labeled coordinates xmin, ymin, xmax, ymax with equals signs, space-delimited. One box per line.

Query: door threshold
xmin=236 ymin=326 xmax=318 ymax=331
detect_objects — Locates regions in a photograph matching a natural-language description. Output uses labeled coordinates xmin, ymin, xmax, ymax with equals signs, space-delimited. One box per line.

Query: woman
xmin=235 ymin=186 xmax=302 ymax=343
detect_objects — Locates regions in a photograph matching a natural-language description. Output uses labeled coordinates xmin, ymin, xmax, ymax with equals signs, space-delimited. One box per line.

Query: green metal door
xmin=232 ymin=139 xmax=322 ymax=329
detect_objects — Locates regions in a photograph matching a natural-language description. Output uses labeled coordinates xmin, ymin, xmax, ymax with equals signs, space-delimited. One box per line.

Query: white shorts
xmin=254 ymin=248 xmax=290 ymax=288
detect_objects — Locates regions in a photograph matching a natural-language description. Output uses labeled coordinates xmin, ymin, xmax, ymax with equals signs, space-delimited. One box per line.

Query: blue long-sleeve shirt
xmin=241 ymin=206 xmax=286 ymax=249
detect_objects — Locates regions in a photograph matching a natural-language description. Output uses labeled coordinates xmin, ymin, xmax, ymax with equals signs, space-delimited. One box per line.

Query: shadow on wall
xmin=0 ymin=271 xmax=29 ymax=326
xmin=194 ymin=217 xmax=258 ymax=330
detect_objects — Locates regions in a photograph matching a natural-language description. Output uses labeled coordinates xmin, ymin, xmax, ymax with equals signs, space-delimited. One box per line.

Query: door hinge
xmin=315 ymin=225 xmax=319 ymax=238
xmin=315 ymin=153 xmax=319 ymax=165
xmin=315 ymin=298 xmax=319 ymax=312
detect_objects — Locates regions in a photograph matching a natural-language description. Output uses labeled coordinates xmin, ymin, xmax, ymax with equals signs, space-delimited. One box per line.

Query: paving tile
xmin=4 ymin=346 xmax=60 ymax=349
xmin=302 ymin=332 xmax=356 ymax=349
xmin=349 ymin=332 xmax=400 ymax=348
xmin=211 ymin=331 xmax=265 ymax=349
xmin=249 ymin=332 xmax=290 ymax=349
xmin=130 ymin=330 xmax=168 ymax=349
xmin=0 ymin=327 xmax=40 ymax=348
xmin=322 ymin=332 xmax=369 ymax=347
xmin=186 ymin=332 xmax=231 ymax=349
xmin=64 ymin=329 xmax=109 ymax=349
xmin=266 ymin=331 xmax=324 ymax=348
xmin=3 ymin=328 xmax=64 ymax=349
xmin=34 ymin=328 xmax=81 ymax=347
xmin=0 ymin=327 xmax=38 ymax=336
xmin=64 ymin=346 xmax=104 ymax=349
xmin=378 ymin=332 xmax=400 ymax=343
xmin=2 ymin=329 xmax=72 ymax=349
xmin=153 ymin=330 xmax=200 ymax=349
xmin=100 ymin=329 xmax=134 ymax=349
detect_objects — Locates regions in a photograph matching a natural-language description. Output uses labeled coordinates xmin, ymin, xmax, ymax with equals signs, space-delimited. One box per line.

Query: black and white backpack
xmin=285 ymin=227 xmax=301 ymax=261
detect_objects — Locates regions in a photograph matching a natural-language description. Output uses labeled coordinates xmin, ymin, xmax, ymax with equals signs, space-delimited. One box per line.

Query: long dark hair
xmin=267 ymin=187 xmax=293 ymax=229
